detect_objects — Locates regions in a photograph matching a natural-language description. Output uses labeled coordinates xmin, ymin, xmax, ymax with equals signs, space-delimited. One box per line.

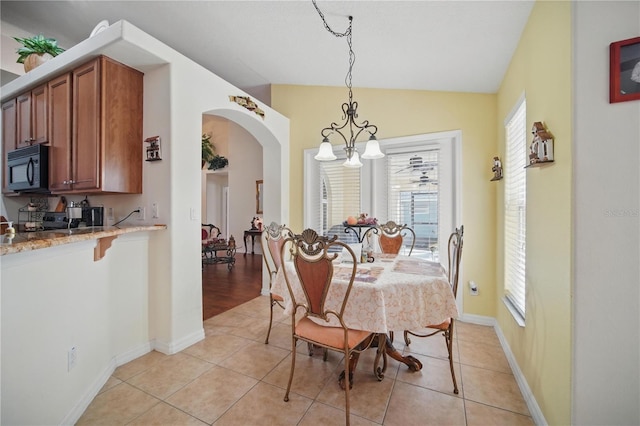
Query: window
xmin=385 ymin=150 xmax=440 ymax=259
xmin=303 ymin=132 xmax=459 ymax=264
xmin=317 ymin=158 xmax=361 ymax=237
xmin=504 ymin=97 xmax=527 ymax=322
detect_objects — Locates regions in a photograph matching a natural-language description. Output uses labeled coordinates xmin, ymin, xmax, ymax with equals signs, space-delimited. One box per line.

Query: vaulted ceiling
xmin=1 ymin=1 xmax=534 ymax=93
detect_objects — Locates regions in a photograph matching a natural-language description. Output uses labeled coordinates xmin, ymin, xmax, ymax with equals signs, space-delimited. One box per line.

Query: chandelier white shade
xmin=343 ymin=151 xmax=363 ymax=168
xmin=361 ymin=135 xmax=384 ymax=159
xmin=314 ymin=138 xmax=337 ymax=161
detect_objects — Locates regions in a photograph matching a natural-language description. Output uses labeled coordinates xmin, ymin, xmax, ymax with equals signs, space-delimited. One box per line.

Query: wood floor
xmin=202 ymin=253 xmax=263 ymax=320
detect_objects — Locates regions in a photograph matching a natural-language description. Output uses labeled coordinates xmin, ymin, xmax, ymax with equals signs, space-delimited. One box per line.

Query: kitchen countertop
xmin=0 ymin=225 xmax=167 ymax=256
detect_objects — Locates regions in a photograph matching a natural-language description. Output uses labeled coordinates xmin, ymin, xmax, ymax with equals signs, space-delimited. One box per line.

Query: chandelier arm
xmin=321 ymin=123 xmax=349 ymax=146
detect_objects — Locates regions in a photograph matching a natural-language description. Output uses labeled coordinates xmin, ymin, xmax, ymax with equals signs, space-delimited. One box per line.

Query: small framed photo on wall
xmin=610 ymin=36 xmax=640 ymax=103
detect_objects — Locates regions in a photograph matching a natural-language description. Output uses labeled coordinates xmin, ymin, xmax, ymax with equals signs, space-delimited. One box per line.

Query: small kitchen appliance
xmin=7 ymin=145 xmax=49 ymax=193
xmin=42 ymin=212 xmax=80 ymax=230
xmin=82 ymin=206 xmax=104 ymax=226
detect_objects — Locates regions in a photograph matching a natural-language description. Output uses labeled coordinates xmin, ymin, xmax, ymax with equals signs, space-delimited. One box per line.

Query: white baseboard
xmin=459 ymin=313 xmax=497 ymax=326
xmin=153 ymin=328 xmax=205 ymax=354
xmin=459 ymin=313 xmax=548 ymax=426
xmin=62 ymin=358 xmax=116 ymax=425
xmin=61 ymin=324 xmax=205 ymax=424
xmin=115 ymin=342 xmax=153 ymax=366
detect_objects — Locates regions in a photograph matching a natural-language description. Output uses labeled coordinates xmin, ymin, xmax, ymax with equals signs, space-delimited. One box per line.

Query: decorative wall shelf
xmin=205 ymin=168 xmax=228 ymax=176
xmin=525 ymin=160 xmax=555 ymax=168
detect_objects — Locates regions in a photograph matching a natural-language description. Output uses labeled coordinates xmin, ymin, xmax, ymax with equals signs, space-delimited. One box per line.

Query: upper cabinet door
xmin=16 ymin=92 xmax=31 ymax=148
xmin=31 ymin=84 xmax=49 ymax=144
xmin=2 ymin=99 xmax=17 ymax=194
xmin=16 ymin=84 xmax=49 ymax=147
xmin=71 ymin=58 xmax=101 ymax=192
xmin=48 ymin=73 xmax=72 ymax=192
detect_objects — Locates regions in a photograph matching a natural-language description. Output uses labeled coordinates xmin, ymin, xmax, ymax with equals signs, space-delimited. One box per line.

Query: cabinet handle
xmin=63 ymin=180 xmax=68 ymax=185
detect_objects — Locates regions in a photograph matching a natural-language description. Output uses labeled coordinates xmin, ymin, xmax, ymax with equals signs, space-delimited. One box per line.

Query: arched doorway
xmin=199 ymin=107 xmax=288 ymax=308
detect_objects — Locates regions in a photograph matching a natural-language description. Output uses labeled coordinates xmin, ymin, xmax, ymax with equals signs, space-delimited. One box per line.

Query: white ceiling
xmin=0 ymin=0 xmax=534 ymax=94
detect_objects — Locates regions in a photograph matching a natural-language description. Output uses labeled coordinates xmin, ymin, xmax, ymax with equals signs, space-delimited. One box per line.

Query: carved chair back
xmin=282 ymin=229 xmax=357 ymax=323
xmin=377 ymin=220 xmax=416 ymax=255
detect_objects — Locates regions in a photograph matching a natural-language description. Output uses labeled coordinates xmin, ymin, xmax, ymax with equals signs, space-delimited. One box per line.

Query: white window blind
xmin=318 ymin=160 xmax=361 ymax=237
xmin=385 ymin=150 xmax=440 ymax=258
xmin=504 ymin=98 xmax=527 ymax=319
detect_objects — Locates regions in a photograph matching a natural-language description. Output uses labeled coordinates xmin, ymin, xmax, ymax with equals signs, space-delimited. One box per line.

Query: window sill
xmin=503 ymin=297 xmax=525 ymax=327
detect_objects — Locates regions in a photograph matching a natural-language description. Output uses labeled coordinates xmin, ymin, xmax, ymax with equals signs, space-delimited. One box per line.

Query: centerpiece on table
xmin=343 ymin=213 xmax=378 ymax=226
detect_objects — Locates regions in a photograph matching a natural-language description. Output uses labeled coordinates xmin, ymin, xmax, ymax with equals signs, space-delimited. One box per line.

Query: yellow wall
xmin=272 ymin=85 xmax=498 ymax=316
xmin=496 ymin=2 xmax=572 ymax=424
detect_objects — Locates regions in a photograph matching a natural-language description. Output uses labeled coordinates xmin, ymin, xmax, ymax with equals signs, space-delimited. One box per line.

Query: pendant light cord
xmin=312 ymin=0 xmax=355 ymax=104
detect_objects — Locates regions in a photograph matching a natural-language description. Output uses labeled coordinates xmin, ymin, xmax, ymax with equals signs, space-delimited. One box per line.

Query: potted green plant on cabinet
xmin=14 ymin=34 xmax=65 ymax=72
xmin=208 ymin=154 xmax=229 ymax=171
xmin=202 ymin=133 xmax=215 ymax=168
xmin=202 ymin=133 xmax=229 ymax=170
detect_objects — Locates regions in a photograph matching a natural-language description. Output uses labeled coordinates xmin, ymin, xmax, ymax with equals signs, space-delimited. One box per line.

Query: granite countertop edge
xmin=0 ymin=225 xmax=167 ymax=256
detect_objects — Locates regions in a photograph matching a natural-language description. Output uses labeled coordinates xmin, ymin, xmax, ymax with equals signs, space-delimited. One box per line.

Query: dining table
xmin=271 ymin=253 xmax=459 ymax=384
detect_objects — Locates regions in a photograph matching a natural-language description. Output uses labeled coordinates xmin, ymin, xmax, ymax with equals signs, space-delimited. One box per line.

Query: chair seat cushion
xmin=295 ymin=317 xmax=371 ymax=350
xmin=427 ymin=318 xmax=451 ymax=330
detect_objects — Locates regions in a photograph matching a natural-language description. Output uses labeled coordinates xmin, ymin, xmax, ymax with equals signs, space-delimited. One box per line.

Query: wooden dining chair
xmin=403 ymin=225 xmax=464 ymax=394
xmin=281 ymin=229 xmax=375 ymax=426
xmin=260 ymin=221 xmax=293 ymax=344
xmin=376 ymin=220 xmax=416 ymax=255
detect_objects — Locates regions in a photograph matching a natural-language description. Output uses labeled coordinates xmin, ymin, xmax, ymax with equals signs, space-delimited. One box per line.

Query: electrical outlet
xmin=469 ymin=281 xmax=479 ymax=296
xmin=136 ymin=206 xmax=146 ymax=220
xmin=68 ymin=346 xmax=77 ymax=371
xmin=152 ymin=202 xmax=159 ymax=219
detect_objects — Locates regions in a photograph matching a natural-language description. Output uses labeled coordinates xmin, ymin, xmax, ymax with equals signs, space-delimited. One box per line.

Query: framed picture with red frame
xmin=610 ymin=36 xmax=640 ymax=103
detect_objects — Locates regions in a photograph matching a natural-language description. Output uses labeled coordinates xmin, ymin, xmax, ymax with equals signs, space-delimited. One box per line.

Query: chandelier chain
xmin=311 ymin=0 xmax=355 ymax=102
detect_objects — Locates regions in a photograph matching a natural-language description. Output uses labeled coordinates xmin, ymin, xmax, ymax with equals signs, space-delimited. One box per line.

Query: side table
xmin=344 ymin=224 xmax=378 ymax=243
xmin=202 ymin=242 xmax=236 ymax=270
xmin=244 ymin=229 xmax=262 ymax=255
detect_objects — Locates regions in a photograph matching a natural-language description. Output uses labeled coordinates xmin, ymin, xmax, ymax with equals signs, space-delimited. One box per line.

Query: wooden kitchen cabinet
xmin=16 ymin=84 xmax=48 ymax=148
xmin=47 ymin=73 xmax=72 ymax=193
xmin=2 ymin=99 xmax=17 ymax=194
xmin=49 ymin=56 xmax=143 ymax=194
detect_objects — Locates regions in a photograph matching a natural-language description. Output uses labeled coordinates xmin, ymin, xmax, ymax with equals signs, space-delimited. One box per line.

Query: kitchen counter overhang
xmin=0 ymin=225 xmax=166 ymax=260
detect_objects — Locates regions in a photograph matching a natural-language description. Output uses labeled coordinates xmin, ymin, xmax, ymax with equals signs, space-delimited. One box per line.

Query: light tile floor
xmin=77 ymin=296 xmax=534 ymax=425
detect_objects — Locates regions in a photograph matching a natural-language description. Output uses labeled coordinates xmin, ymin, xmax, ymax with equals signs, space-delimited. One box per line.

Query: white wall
xmin=573 ymin=2 xmax=640 ymax=424
xmin=228 ymin=122 xmax=263 ymax=254
xmin=0 ymin=22 xmax=31 ymax=77
xmin=1 ymin=233 xmax=153 ymax=425
xmin=204 ymin=173 xmax=227 ymax=229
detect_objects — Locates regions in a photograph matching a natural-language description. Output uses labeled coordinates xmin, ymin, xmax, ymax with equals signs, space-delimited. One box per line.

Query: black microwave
xmin=7 ymin=145 xmax=49 ymax=193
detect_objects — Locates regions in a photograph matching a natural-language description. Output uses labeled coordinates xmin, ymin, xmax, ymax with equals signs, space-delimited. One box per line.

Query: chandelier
xmin=312 ymin=1 xmax=384 ymax=168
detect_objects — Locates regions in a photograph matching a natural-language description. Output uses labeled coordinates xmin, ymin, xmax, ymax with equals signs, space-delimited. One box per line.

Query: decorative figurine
xmin=491 ymin=156 xmax=503 ymax=181
xmin=529 ymin=122 xmax=554 ymax=165
xmin=251 ymin=216 xmax=263 ymax=231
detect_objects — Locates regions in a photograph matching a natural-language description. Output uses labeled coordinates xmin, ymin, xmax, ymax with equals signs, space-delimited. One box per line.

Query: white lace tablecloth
xmin=271 ymin=255 xmax=459 ymax=333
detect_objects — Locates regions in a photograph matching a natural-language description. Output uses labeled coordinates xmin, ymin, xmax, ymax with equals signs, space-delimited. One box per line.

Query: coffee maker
xmin=82 ymin=206 xmax=104 ymax=226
